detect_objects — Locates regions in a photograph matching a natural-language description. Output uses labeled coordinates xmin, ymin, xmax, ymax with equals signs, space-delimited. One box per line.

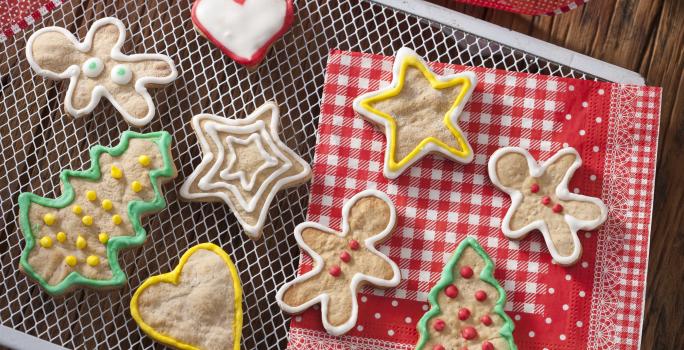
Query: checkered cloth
xmin=287 ymin=50 xmax=661 ymax=350
xmin=454 ymin=0 xmax=591 ymax=16
xmin=0 ymin=0 xmax=62 ymax=42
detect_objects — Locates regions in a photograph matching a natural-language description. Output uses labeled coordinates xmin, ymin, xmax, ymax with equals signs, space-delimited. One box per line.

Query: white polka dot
xmin=388 ymin=329 xmax=395 ymax=336
xmin=598 ymin=89 xmax=605 ymax=95
xmin=560 ymin=334 xmax=567 ymax=341
xmin=361 ymin=296 xmax=368 ymax=303
xmin=551 ymin=259 xmax=557 ymax=265
xmin=374 ymin=313 xmax=381 ymax=319
xmin=582 ymin=101 xmax=588 ymax=108
xmin=357 ymin=325 xmax=364 ymax=331
xmin=544 ymin=348 xmax=550 ymax=350
xmin=574 ymin=188 xmax=580 ymax=194
xmin=391 ymin=300 xmax=398 ymax=307
xmin=405 ymin=317 xmax=412 ymax=324
xmin=569 ymin=85 xmax=575 ymax=91
xmin=548 ymin=288 xmax=555 ymax=294
xmin=579 ymin=291 xmax=586 ymax=297
xmin=295 ymin=316 xmax=302 ymax=322
xmin=577 ymin=321 xmax=584 ymax=327
xmin=565 ymin=274 xmax=572 ymax=281
xmin=590 ymin=175 xmax=597 ymax=181
xmin=565 ymin=114 xmax=572 ymax=120
xmin=562 ymin=304 xmax=569 ymax=311
xmin=585 ymin=232 xmax=592 ymax=238
xmin=596 ymin=117 xmax=603 ymax=123
xmin=514 ymin=314 xmax=521 ymax=321
xmin=562 ymin=142 xmax=569 ymax=148
xmin=422 ymin=304 xmax=429 ymax=311
xmin=545 ymin=317 xmax=552 ymax=324
xmin=579 ymin=129 xmax=586 ymax=136
xmin=529 ymin=331 xmax=535 ymax=338
xmin=593 ymin=146 xmax=600 ymax=152
xmin=582 ymin=262 xmax=589 ymax=268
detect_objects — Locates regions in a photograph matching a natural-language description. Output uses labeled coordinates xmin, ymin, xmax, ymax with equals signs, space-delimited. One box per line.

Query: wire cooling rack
xmin=0 ymin=0 xmax=612 ymax=349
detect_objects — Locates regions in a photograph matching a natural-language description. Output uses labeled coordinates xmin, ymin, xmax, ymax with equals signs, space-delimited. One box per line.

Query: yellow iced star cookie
xmin=353 ymin=47 xmax=477 ymax=179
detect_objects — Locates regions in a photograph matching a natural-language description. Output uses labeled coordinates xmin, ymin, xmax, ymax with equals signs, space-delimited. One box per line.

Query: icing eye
xmin=82 ymin=57 xmax=104 ymax=78
xmin=110 ymin=64 xmax=133 ymax=85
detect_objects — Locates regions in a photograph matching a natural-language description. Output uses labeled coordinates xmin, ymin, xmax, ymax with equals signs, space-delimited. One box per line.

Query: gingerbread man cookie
xmin=26 ymin=17 xmax=178 ymax=127
xmin=18 ymin=131 xmax=177 ymax=295
xmin=276 ymin=190 xmax=401 ymax=336
xmin=353 ymin=47 xmax=477 ymax=179
xmin=488 ymin=147 xmax=608 ymax=265
xmin=416 ymin=237 xmax=516 ymax=350
xmin=180 ymin=102 xmax=311 ymax=239
xmin=131 ymin=243 xmax=242 ymax=350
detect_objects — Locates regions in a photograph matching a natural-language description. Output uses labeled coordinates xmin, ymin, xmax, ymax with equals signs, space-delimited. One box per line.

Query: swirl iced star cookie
xmin=352 ymin=47 xmax=477 ymax=179
xmin=26 ymin=17 xmax=178 ymax=127
xmin=488 ymin=147 xmax=608 ymax=265
xmin=131 ymin=243 xmax=242 ymax=350
xmin=276 ymin=190 xmax=401 ymax=336
xmin=180 ymin=102 xmax=311 ymax=239
xmin=18 ymin=131 xmax=177 ymax=295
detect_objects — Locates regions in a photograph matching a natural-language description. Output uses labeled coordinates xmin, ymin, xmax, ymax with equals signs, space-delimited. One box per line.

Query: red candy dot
xmin=433 ymin=346 xmax=445 ymax=350
xmin=349 ymin=240 xmax=360 ymax=250
xmin=340 ymin=251 xmax=351 ymax=263
xmin=530 ymin=183 xmax=540 ymax=193
xmin=481 ymin=314 xmax=493 ymax=326
xmin=444 ymin=284 xmax=458 ymax=298
xmin=461 ymin=326 xmax=478 ymax=340
xmin=552 ymin=203 xmax=564 ymax=213
xmin=433 ymin=319 xmax=446 ymax=331
xmin=458 ymin=307 xmax=471 ymax=320
xmin=329 ymin=265 xmax=341 ymax=277
xmin=482 ymin=341 xmax=494 ymax=350
xmin=541 ymin=196 xmax=551 ymax=205
xmin=475 ymin=290 xmax=487 ymax=301
xmin=460 ymin=266 xmax=474 ymax=279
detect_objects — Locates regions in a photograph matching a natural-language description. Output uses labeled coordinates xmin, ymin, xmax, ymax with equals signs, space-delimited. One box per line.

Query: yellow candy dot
xmin=43 ymin=213 xmax=56 ymax=226
xmin=76 ymin=235 xmax=87 ymax=249
xmin=99 ymin=232 xmax=109 ymax=244
xmin=56 ymin=232 xmax=67 ymax=243
xmin=82 ymin=215 xmax=93 ymax=226
xmin=101 ymin=199 xmax=113 ymax=211
xmin=86 ymin=255 xmax=100 ymax=266
xmin=39 ymin=236 xmax=53 ymax=248
xmin=65 ymin=256 xmax=77 ymax=267
xmin=112 ymin=215 xmax=122 ymax=225
xmin=72 ymin=205 xmax=83 ymax=215
xmin=138 ymin=155 xmax=151 ymax=167
xmin=111 ymin=165 xmax=123 ymax=179
xmin=131 ymin=181 xmax=143 ymax=193
xmin=86 ymin=190 xmax=97 ymax=201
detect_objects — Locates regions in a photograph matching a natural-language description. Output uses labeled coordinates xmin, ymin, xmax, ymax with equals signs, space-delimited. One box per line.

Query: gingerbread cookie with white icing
xmin=488 ymin=147 xmax=608 ymax=266
xmin=26 ymin=17 xmax=178 ymax=127
xmin=276 ymin=190 xmax=401 ymax=336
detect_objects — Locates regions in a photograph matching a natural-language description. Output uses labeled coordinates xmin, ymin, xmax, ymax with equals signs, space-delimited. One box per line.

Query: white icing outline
xmin=276 ymin=189 xmax=401 ymax=336
xmin=221 ymin=133 xmax=279 ymax=192
xmin=25 ymin=17 xmax=178 ymax=127
xmin=180 ymin=102 xmax=311 ymax=239
xmin=487 ymin=147 xmax=609 ymax=265
xmin=352 ymin=47 xmax=477 ymax=179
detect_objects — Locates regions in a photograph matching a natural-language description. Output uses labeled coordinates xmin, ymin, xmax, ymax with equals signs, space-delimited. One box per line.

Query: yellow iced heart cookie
xmin=130 ymin=243 xmax=242 ymax=350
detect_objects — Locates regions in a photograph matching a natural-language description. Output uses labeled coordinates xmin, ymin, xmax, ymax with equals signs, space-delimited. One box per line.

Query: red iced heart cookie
xmin=191 ymin=0 xmax=294 ymax=67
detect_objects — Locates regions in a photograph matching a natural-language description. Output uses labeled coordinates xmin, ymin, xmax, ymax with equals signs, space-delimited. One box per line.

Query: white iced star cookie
xmin=352 ymin=47 xmax=477 ymax=179
xmin=180 ymin=102 xmax=311 ymax=239
xmin=488 ymin=147 xmax=608 ymax=265
xmin=26 ymin=17 xmax=178 ymax=127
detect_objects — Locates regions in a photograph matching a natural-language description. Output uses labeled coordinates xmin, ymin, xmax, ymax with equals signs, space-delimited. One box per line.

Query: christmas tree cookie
xmin=18 ymin=131 xmax=177 ymax=296
xmin=416 ymin=237 xmax=516 ymax=350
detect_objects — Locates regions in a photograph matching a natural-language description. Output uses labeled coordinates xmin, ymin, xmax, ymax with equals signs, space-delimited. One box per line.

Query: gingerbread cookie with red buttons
xmin=416 ymin=237 xmax=516 ymax=350
xmin=488 ymin=147 xmax=608 ymax=266
xmin=276 ymin=190 xmax=401 ymax=336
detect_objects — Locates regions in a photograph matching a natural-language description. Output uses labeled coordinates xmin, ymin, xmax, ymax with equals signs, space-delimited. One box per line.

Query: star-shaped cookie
xmin=180 ymin=102 xmax=311 ymax=239
xmin=352 ymin=47 xmax=477 ymax=179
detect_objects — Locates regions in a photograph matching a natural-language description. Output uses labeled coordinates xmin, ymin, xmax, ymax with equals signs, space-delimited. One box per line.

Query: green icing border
xmin=415 ymin=237 xmax=517 ymax=350
xmin=18 ymin=131 xmax=175 ymax=296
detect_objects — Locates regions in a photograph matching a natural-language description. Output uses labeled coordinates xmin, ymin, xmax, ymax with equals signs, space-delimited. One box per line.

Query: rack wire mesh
xmin=0 ymin=0 xmax=600 ymax=348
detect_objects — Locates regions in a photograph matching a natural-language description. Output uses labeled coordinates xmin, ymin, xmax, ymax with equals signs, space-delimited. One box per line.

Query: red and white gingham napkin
xmin=286 ymin=50 xmax=660 ymax=350
xmin=0 ymin=0 xmax=61 ymax=42
xmin=453 ymin=0 xmax=590 ymax=16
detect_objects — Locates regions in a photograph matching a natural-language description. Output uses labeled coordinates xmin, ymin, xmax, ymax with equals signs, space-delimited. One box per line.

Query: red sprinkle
xmin=348 ymin=240 xmax=360 ymax=250
xmin=329 ymin=265 xmax=341 ymax=277
xmin=552 ymin=203 xmax=564 ymax=213
xmin=530 ymin=183 xmax=540 ymax=193
xmin=433 ymin=319 xmax=446 ymax=331
xmin=458 ymin=307 xmax=471 ymax=320
xmin=541 ymin=196 xmax=551 ymax=205
xmin=475 ymin=290 xmax=488 ymax=301
xmin=482 ymin=341 xmax=495 ymax=350
xmin=432 ymin=345 xmax=445 ymax=350
xmin=444 ymin=284 xmax=458 ymax=298
xmin=481 ymin=314 xmax=493 ymax=326
xmin=460 ymin=266 xmax=474 ymax=279
xmin=340 ymin=251 xmax=351 ymax=263
xmin=461 ymin=326 xmax=478 ymax=340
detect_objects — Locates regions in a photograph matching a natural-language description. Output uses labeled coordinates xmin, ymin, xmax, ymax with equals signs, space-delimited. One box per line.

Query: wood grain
xmin=427 ymin=1 xmax=684 ymax=349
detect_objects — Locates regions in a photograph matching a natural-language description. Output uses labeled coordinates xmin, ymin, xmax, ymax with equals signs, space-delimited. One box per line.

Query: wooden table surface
xmin=426 ymin=1 xmax=684 ymax=349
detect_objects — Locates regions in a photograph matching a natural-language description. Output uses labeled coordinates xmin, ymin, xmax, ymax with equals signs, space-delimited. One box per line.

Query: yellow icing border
xmin=130 ymin=243 xmax=243 ymax=350
xmin=358 ymin=55 xmax=473 ymax=171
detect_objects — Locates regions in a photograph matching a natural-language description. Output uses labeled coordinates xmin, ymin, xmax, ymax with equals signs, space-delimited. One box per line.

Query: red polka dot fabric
xmin=454 ymin=0 xmax=591 ymax=16
xmin=287 ymin=50 xmax=660 ymax=350
xmin=0 ymin=0 xmax=61 ymax=42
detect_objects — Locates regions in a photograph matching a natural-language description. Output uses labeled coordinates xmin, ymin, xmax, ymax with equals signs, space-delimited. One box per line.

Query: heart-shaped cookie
xmin=191 ymin=0 xmax=294 ymax=67
xmin=130 ymin=243 xmax=242 ymax=350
